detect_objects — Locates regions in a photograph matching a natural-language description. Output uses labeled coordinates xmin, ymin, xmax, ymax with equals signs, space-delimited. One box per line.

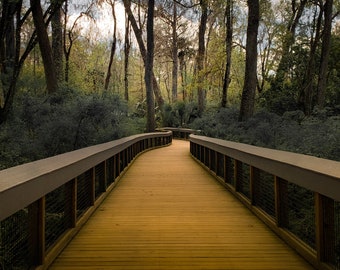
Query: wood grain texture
xmin=49 ymin=140 xmax=314 ymax=270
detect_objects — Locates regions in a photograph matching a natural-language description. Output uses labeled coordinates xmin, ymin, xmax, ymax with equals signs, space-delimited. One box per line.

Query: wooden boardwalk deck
xmin=49 ymin=140 xmax=314 ymax=270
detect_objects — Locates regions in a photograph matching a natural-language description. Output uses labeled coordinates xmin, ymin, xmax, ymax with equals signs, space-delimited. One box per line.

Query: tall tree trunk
xmin=0 ymin=1 xmax=21 ymax=124
xmin=178 ymin=51 xmax=186 ymax=101
xmin=0 ymin=1 xmax=62 ymax=124
xmin=31 ymin=0 xmax=58 ymax=94
xmin=171 ymin=2 xmax=178 ymax=103
xmin=104 ymin=0 xmax=117 ymax=91
xmin=221 ymin=0 xmax=233 ymax=108
xmin=197 ymin=0 xmax=208 ymax=114
xmin=275 ymin=0 xmax=307 ymax=82
xmin=317 ymin=0 xmax=333 ymax=108
xmin=123 ymin=0 xmax=164 ymax=110
xmin=239 ymin=0 xmax=259 ymax=121
xmin=51 ymin=2 xmax=63 ymax=83
xmin=124 ymin=14 xmax=131 ymax=101
xmin=145 ymin=0 xmax=155 ymax=132
xmin=300 ymin=4 xmax=323 ymax=115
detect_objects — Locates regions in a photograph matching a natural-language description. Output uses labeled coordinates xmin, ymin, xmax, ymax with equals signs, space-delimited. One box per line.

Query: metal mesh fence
xmin=204 ymin=148 xmax=209 ymax=167
xmin=210 ymin=150 xmax=216 ymax=173
xmin=0 ymin=209 xmax=30 ymax=270
xmin=95 ymin=162 xmax=105 ymax=199
xmin=287 ymin=182 xmax=315 ymax=249
xmin=45 ymin=184 xmax=71 ymax=251
xmin=77 ymin=169 xmax=93 ymax=219
xmin=238 ymin=163 xmax=250 ymax=199
xmin=255 ymin=169 xmax=275 ymax=218
xmin=225 ymin=157 xmax=234 ymax=186
xmin=216 ymin=152 xmax=224 ymax=178
xmin=106 ymin=157 xmax=115 ymax=186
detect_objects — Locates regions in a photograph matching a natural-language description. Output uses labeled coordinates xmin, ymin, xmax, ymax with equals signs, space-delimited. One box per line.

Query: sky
xmin=67 ymin=1 xmax=126 ymax=42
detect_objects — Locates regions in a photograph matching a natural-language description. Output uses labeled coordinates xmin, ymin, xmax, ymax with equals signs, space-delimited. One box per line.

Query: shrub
xmin=0 ymin=88 xmax=143 ymax=169
xmin=190 ymin=108 xmax=340 ymax=161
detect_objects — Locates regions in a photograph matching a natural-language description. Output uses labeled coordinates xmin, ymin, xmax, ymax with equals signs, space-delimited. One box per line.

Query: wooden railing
xmin=0 ymin=132 xmax=172 ymax=270
xmin=190 ymin=134 xmax=340 ymax=270
xmin=158 ymin=127 xmax=199 ymax=140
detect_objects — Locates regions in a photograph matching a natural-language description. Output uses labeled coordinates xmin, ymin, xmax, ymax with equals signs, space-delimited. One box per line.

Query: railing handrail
xmin=190 ymin=134 xmax=340 ymax=201
xmin=157 ymin=127 xmax=200 ymax=140
xmin=0 ymin=132 xmax=172 ymax=221
xmin=159 ymin=127 xmax=199 ymax=133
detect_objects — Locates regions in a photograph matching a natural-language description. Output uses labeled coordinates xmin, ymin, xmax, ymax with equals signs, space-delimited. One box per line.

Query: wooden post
xmin=223 ymin=155 xmax=227 ymax=183
xmin=315 ymin=193 xmax=335 ymax=264
xmin=28 ymin=197 xmax=45 ymax=266
xmin=275 ymin=176 xmax=289 ymax=228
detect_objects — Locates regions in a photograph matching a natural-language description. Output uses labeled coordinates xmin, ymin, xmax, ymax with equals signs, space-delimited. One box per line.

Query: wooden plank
xmin=49 ymin=140 xmax=313 ymax=270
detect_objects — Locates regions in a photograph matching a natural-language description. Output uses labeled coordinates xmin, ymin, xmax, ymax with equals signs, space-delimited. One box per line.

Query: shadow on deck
xmin=49 ymin=140 xmax=313 ymax=270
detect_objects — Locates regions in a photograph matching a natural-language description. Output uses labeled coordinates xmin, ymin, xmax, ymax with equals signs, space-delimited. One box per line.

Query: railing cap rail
xmin=0 ymin=132 xmax=171 ymax=221
xmin=190 ymin=134 xmax=340 ymax=201
xmin=158 ymin=127 xmax=200 ymax=133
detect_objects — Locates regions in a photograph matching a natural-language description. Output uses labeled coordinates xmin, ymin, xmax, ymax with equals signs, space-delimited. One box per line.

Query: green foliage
xmin=0 ymin=87 xmax=143 ymax=170
xmin=190 ymin=108 xmax=340 ymax=161
xmin=162 ymin=101 xmax=199 ymax=127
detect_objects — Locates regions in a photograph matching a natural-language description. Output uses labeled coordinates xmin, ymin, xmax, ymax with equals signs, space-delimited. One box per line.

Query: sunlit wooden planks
xmin=49 ymin=140 xmax=314 ymax=270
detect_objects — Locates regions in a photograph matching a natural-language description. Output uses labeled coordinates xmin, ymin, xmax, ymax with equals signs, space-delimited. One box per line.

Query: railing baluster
xmin=315 ymin=193 xmax=335 ymax=264
xmin=274 ymin=176 xmax=289 ymax=228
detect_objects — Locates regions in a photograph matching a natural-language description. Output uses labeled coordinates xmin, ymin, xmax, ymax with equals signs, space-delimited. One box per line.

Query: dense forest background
xmin=0 ymin=0 xmax=339 ymax=169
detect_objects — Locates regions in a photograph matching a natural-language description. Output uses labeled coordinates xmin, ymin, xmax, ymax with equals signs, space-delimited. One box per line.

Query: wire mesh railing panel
xmin=204 ymin=147 xmax=210 ymax=167
xmin=255 ymin=169 xmax=275 ymax=218
xmin=225 ymin=157 xmax=234 ymax=186
xmin=335 ymin=201 xmax=340 ymax=269
xmin=0 ymin=209 xmax=30 ymax=270
xmin=106 ymin=158 xmax=114 ymax=186
xmin=210 ymin=150 xmax=216 ymax=172
xmin=95 ymin=162 xmax=105 ymax=199
xmin=77 ymin=170 xmax=93 ymax=219
xmin=216 ymin=152 xmax=224 ymax=178
xmin=45 ymin=184 xmax=70 ymax=251
xmin=238 ymin=163 xmax=250 ymax=199
xmin=287 ymin=182 xmax=315 ymax=249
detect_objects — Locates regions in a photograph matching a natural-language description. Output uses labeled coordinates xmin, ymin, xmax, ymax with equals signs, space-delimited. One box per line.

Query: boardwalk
xmin=49 ymin=140 xmax=313 ymax=270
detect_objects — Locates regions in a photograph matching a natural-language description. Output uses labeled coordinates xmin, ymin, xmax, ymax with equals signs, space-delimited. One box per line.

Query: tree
xmin=221 ymin=0 xmax=233 ymax=108
xmin=30 ymin=0 xmax=58 ymax=94
xmin=63 ymin=1 xmax=94 ymax=83
xmin=275 ymin=0 xmax=307 ymax=83
xmin=196 ymin=0 xmax=208 ymax=114
xmin=300 ymin=2 xmax=323 ymax=115
xmin=123 ymin=0 xmax=164 ymax=110
xmin=0 ymin=0 xmax=63 ymax=124
xmin=124 ymin=14 xmax=131 ymax=101
xmin=104 ymin=0 xmax=117 ymax=91
xmin=171 ymin=1 xmax=179 ymax=102
xmin=52 ymin=0 xmax=64 ymax=83
xmin=317 ymin=0 xmax=333 ymax=108
xmin=145 ymin=0 xmax=156 ymax=131
xmin=239 ymin=0 xmax=260 ymax=121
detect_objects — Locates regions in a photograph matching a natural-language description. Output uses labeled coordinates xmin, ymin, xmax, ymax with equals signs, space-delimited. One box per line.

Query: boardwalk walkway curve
xmin=49 ymin=140 xmax=313 ymax=270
